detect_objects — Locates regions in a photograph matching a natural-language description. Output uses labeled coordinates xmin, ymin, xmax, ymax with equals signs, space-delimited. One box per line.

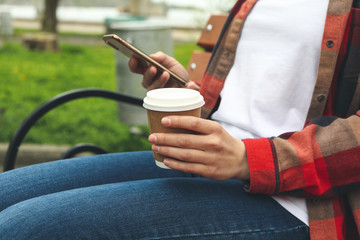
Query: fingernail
xmin=148 ymin=134 xmax=157 ymax=143
xmin=162 ymin=117 xmax=171 ymax=126
xmin=152 ymin=145 xmax=160 ymax=153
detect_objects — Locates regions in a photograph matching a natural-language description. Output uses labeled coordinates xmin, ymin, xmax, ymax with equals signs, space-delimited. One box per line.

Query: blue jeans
xmin=0 ymin=151 xmax=309 ymax=240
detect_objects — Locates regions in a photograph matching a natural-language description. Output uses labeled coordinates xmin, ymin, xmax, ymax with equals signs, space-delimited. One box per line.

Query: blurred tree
xmin=41 ymin=0 xmax=60 ymax=33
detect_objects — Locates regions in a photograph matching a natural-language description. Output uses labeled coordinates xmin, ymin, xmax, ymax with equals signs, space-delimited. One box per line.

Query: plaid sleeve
xmin=243 ymin=110 xmax=360 ymax=199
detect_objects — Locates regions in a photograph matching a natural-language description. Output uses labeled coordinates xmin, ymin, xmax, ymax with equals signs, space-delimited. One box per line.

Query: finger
xmin=142 ymin=66 xmax=164 ymax=89
xmin=152 ymin=144 xmax=207 ymax=164
xmin=128 ymin=57 xmax=146 ymax=74
xmin=186 ymin=81 xmax=200 ymax=91
xmin=144 ymin=70 xmax=170 ymax=91
xmin=149 ymin=51 xmax=171 ymax=65
xmin=141 ymin=65 xmax=156 ymax=88
xmin=150 ymin=52 xmax=180 ymax=70
xmin=161 ymin=116 xmax=221 ymax=135
xmin=163 ymin=158 xmax=208 ymax=176
xmin=149 ymin=133 xmax=209 ymax=151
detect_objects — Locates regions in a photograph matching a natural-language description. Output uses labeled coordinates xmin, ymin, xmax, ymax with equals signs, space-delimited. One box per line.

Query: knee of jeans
xmin=0 ymin=197 xmax=66 ymax=239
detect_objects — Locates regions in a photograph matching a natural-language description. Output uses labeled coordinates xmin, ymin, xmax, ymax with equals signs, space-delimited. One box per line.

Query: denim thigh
xmin=0 ymin=152 xmax=309 ymax=240
xmin=0 ymin=151 xmax=191 ymax=212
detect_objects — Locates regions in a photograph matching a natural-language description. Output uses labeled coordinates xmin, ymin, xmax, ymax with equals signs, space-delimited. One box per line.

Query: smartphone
xmin=103 ymin=34 xmax=188 ymax=87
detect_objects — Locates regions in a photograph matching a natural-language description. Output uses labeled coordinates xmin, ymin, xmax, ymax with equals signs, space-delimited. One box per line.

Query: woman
xmin=1 ymin=0 xmax=359 ymax=239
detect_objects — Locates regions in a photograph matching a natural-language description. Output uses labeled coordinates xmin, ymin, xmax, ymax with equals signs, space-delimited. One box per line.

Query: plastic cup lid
xmin=143 ymin=88 xmax=204 ymax=112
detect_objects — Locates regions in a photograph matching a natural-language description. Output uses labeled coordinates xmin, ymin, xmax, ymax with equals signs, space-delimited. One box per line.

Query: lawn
xmin=0 ymin=37 xmax=201 ymax=153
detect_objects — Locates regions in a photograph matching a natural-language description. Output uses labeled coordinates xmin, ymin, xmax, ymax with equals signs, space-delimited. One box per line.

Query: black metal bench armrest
xmin=4 ymin=88 xmax=143 ymax=172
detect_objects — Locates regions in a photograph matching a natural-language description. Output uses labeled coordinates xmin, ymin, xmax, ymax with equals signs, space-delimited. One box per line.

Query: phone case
xmin=103 ymin=34 xmax=188 ymax=87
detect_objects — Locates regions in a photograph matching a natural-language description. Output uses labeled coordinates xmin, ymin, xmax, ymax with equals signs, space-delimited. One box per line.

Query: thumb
xmin=186 ymin=81 xmax=200 ymax=91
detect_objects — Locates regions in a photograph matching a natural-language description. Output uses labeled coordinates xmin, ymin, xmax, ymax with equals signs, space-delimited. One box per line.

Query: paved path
xmin=12 ymin=18 xmax=201 ymax=43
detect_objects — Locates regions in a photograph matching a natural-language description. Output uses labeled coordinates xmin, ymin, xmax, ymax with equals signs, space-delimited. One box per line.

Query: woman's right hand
xmin=128 ymin=51 xmax=198 ymax=91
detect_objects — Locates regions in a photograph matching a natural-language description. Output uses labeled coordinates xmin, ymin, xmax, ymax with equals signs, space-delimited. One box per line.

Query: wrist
xmin=235 ymin=140 xmax=250 ymax=180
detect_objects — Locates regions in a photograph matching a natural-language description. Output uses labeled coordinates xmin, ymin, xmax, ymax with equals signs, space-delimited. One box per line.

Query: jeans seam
xmin=144 ymin=225 xmax=309 ymax=240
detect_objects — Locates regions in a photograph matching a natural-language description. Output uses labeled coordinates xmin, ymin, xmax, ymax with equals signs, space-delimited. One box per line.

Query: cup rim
xmin=143 ymin=88 xmax=204 ymax=112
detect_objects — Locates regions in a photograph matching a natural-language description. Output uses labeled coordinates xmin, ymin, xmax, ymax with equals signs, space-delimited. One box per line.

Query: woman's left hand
xmin=148 ymin=116 xmax=250 ymax=181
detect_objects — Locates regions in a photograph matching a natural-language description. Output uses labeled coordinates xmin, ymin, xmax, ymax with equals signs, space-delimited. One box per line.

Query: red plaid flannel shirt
xmin=199 ymin=0 xmax=360 ymax=239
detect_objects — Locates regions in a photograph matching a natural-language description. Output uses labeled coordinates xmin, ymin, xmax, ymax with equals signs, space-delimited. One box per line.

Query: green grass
xmin=0 ymin=39 xmax=201 ymax=153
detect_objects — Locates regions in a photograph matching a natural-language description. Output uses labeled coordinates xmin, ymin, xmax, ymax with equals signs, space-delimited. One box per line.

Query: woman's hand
xmin=148 ymin=116 xmax=250 ymax=181
xmin=128 ymin=51 xmax=199 ymax=91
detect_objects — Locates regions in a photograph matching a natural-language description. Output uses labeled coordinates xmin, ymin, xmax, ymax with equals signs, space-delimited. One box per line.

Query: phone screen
xmin=103 ymin=34 xmax=188 ymax=87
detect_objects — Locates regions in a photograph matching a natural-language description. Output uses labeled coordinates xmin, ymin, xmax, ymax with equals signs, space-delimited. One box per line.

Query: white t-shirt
xmin=211 ymin=0 xmax=329 ymax=225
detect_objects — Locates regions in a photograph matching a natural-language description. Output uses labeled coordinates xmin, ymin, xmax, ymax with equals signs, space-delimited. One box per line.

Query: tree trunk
xmin=41 ymin=0 xmax=59 ymax=33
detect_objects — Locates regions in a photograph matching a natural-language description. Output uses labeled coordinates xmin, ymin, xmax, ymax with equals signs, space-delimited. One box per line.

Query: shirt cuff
xmin=242 ymin=138 xmax=278 ymax=195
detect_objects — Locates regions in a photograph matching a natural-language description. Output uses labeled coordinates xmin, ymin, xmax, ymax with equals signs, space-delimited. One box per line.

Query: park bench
xmin=22 ymin=32 xmax=59 ymax=52
xmin=3 ymin=14 xmax=228 ymax=171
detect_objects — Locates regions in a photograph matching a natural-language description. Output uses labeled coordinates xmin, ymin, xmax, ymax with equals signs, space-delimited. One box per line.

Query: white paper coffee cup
xmin=143 ymin=88 xmax=204 ymax=169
